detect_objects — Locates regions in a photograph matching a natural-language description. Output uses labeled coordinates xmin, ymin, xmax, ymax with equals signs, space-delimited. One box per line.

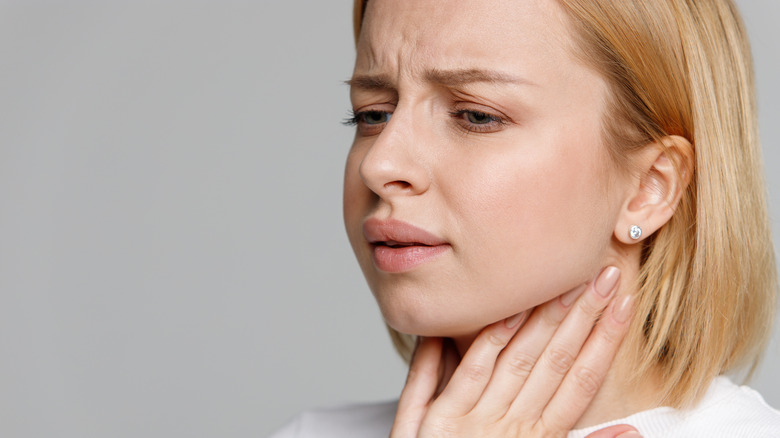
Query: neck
xmin=573 ymin=354 xmax=663 ymax=429
xmin=450 ymin=333 xmax=662 ymax=429
xmin=450 ymin=261 xmax=663 ymax=429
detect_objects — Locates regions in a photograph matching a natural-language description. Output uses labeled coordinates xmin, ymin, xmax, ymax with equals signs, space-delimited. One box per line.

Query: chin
xmin=379 ymin=301 xmax=496 ymax=339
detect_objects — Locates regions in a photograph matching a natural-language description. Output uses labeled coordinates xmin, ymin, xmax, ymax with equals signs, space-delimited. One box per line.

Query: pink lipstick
xmin=363 ymin=218 xmax=450 ymax=273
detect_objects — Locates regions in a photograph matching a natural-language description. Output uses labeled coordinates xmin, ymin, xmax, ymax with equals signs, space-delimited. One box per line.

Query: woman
xmin=272 ymin=0 xmax=780 ymax=436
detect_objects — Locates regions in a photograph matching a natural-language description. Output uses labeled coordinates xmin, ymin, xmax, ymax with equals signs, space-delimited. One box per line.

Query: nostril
xmin=383 ymin=180 xmax=412 ymax=191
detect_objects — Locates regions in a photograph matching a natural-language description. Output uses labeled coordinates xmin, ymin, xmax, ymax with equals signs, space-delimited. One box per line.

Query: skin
xmin=390 ymin=274 xmax=640 ymax=437
xmin=343 ymin=0 xmax=692 ymax=433
xmin=344 ymin=0 xmax=627 ymax=340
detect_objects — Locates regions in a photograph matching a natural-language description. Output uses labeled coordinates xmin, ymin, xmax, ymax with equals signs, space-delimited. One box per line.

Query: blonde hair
xmin=351 ymin=0 xmax=777 ymax=408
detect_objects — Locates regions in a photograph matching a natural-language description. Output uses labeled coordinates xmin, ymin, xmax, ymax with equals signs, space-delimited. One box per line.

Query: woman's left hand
xmin=390 ymin=267 xmax=640 ymax=438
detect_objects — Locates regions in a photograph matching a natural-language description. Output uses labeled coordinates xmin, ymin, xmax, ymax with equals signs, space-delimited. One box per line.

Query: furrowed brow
xmin=345 ymin=74 xmax=395 ymax=91
xmin=346 ymin=69 xmax=530 ymax=91
xmin=424 ymin=68 xmax=530 ymax=87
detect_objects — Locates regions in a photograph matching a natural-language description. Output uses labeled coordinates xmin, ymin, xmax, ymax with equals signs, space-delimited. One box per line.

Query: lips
xmin=363 ymin=218 xmax=450 ymax=273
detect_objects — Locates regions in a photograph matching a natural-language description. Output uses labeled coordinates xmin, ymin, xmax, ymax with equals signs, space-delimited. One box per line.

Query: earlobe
xmin=614 ymin=135 xmax=694 ymax=244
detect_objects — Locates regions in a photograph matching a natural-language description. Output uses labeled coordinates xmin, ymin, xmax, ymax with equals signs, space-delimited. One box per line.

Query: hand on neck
xmin=446 ymin=258 xmax=662 ymax=429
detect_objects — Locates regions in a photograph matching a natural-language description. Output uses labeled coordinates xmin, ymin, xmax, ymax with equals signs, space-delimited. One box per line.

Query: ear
xmin=614 ymin=135 xmax=694 ymax=244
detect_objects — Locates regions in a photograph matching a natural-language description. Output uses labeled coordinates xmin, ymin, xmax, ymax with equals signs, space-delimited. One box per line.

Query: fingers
xmin=412 ymin=265 xmax=634 ymax=437
xmin=585 ymin=424 xmax=643 ymax=438
xmin=540 ymin=292 xmax=635 ymax=430
xmin=390 ymin=337 xmax=443 ymax=438
xmin=432 ymin=310 xmax=529 ymax=416
xmin=475 ymin=283 xmax=588 ymax=411
xmin=509 ymin=266 xmax=622 ymax=419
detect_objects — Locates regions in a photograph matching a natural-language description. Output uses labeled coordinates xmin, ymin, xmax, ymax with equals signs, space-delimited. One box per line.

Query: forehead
xmin=356 ymin=0 xmax=578 ymax=79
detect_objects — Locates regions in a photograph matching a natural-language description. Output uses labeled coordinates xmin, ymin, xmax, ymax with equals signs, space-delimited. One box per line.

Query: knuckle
xmin=487 ymin=333 xmax=508 ymax=347
xmin=575 ymin=295 xmax=606 ymax=319
xmin=462 ymin=363 xmax=491 ymax=383
xmin=540 ymin=306 xmax=566 ymax=327
xmin=545 ymin=347 xmax=575 ymax=375
xmin=572 ymin=366 xmax=602 ymax=397
xmin=597 ymin=324 xmax=622 ymax=346
xmin=474 ymin=322 xmax=512 ymax=348
xmin=506 ymin=351 xmax=536 ymax=377
xmin=480 ymin=324 xmax=511 ymax=347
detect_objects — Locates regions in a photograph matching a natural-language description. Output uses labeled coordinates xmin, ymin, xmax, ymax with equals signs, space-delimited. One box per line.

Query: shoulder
xmin=569 ymin=377 xmax=780 ymax=438
xmin=268 ymin=400 xmax=398 ymax=438
xmin=669 ymin=377 xmax=780 ymax=437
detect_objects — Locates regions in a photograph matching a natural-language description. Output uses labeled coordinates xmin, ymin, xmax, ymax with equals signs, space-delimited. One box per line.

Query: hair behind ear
xmin=560 ymin=0 xmax=777 ymax=408
xmin=353 ymin=0 xmax=778 ymax=409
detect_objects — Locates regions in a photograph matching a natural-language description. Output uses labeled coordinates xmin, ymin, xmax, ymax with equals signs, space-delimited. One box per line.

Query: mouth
xmin=363 ymin=218 xmax=450 ymax=273
xmin=376 ymin=240 xmax=431 ymax=248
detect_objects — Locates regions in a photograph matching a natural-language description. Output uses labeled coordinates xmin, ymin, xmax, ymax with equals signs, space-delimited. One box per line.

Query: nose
xmin=358 ymin=111 xmax=431 ymax=198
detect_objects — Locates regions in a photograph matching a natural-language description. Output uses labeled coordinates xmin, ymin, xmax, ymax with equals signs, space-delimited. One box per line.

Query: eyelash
xmin=448 ymin=109 xmax=506 ymax=133
xmin=342 ymin=109 xmax=389 ymax=127
xmin=342 ymin=108 xmax=507 ymax=134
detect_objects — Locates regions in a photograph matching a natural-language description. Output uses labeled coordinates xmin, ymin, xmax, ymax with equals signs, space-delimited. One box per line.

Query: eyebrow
xmin=345 ymin=74 xmax=394 ymax=90
xmin=425 ymin=68 xmax=529 ymax=86
xmin=346 ymin=68 xmax=531 ymax=90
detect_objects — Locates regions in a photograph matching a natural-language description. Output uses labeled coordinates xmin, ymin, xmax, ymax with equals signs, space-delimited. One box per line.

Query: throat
xmin=448 ymin=334 xmax=663 ymax=429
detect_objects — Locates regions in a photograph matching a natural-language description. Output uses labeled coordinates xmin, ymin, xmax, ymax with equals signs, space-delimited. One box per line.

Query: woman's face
xmin=344 ymin=0 xmax=628 ymax=338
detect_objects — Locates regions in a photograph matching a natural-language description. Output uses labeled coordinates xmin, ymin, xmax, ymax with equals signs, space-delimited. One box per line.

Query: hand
xmin=390 ymin=266 xmax=642 ymax=438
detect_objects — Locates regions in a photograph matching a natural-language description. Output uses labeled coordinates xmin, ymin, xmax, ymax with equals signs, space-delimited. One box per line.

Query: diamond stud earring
xmin=629 ymin=225 xmax=642 ymax=240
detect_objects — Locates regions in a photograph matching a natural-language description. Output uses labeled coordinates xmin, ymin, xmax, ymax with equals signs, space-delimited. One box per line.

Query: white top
xmin=269 ymin=377 xmax=780 ymax=437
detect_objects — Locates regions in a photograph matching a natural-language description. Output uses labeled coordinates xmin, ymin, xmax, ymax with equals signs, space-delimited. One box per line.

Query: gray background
xmin=0 ymin=1 xmax=776 ymax=437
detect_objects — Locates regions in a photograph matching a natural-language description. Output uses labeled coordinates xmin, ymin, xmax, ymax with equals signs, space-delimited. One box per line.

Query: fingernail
xmin=612 ymin=294 xmax=635 ymax=324
xmin=617 ymin=431 xmax=643 ymax=438
xmin=505 ymin=312 xmax=527 ymax=329
xmin=559 ymin=283 xmax=588 ymax=307
xmin=595 ymin=266 xmax=620 ymax=297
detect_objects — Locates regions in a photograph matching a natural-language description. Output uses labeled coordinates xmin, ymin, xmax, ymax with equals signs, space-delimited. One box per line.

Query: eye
xmin=343 ymin=109 xmax=393 ymax=135
xmin=465 ymin=111 xmax=495 ymax=124
xmin=343 ymin=110 xmax=392 ymax=126
xmin=360 ymin=110 xmax=392 ymax=125
xmin=449 ymin=109 xmax=507 ymax=133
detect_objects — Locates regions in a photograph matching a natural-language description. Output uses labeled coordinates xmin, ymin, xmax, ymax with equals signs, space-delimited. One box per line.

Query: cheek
xmin=447 ymin=137 xmax=617 ymax=310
